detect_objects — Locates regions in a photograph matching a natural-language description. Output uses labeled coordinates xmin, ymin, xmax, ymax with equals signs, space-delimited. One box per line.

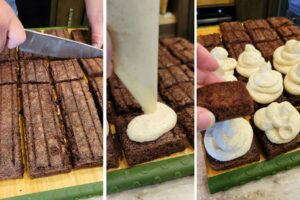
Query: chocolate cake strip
xmin=0 ymin=48 xmax=16 ymax=63
xmin=222 ymin=31 xmax=251 ymax=44
xmin=0 ymin=61 xmax=18 ymax=85
xmin=71 ymin=30 xmax=91 ymax=44
xmin=158 ymin=46 xmax=181 ymax=68
xmin=20 ymin=60 xmax=51 ymax=84
xmin=50 ymin=59 xmax=84 ymax=83
xmin=177 ymin=106 xmax=194 ymax=146
xmin=89 ymin=76 xmax=103 ymax=114
xmin=79 ymin=58 xmax=103 ymax=77
xmin=267 ymin=17 xmax=294 ymax=29
xmin=160 ymin=84 xmax=193 ymax=109
xmin=248 ymin=29 xmax=280 ymax=44
xmin=22 ymin=84 xmax=71 ymax=177
xmin=115 ymin=115 xmax=186 ymax=166
xmin=255 ymin=40 xmax=284 ymax=61
xmin=0 ymin=84 xmax=23 ymax=180
xmin=197 ymin=33 xmax=223 ymax=49
xmin=107 ymin=132 xmax=120 ymax=169
xmin=244 ymin=19 xmax=271 ymax=31
xmin=55 ymin=80 xmax=103 ymax=168
xmin=219 ymin=21 xmax=245 ymax=32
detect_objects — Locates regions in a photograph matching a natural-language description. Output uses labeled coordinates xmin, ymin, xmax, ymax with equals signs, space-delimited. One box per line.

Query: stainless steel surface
xmin=19 ymin=29 xmax=102 ymax=58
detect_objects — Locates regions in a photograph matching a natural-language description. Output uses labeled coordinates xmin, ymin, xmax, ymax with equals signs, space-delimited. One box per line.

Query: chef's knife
xmin=19 ymin=29 xmax=102 ymax=58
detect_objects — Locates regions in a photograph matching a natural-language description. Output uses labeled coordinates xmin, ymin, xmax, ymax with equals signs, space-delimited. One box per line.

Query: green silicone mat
xmin=107 ymin=154 xmax=194 ymax=194
xmin=208 ymin=150 xmax=300 ymax=193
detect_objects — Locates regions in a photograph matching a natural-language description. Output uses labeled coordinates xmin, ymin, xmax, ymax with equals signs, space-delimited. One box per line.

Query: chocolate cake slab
xmin=219 ymin=21 xmax=245 ymax=32
xmin=50 ymin=59 xmax=84 ymax=82
xmin=197 ymin=81 xmax=254 ymax=121
xmin=204 ymin=136 xmax=260 ymax=170
xmin=198 ymin=33 xmax=223 ymax=49
xmin=107 ymin=132 xmax=120 ymax=169
xmin=44 ymin=28 xmax=71 ymax=39
xmin=115 ymin=115 xmax=187 ymax=166
xmin=0 ymin=48 xmax=16 ymax=63
xmin=255 ymin=39 xmax=284 ymax=61
xmin=267 ymin=17 xmax=294 ymax=29
xmin=0 ymin=84 xmax=23 ymax=180
xmin=89 ymin=76 xmax=103 ymax=113
xmin=248 ymin=29 xmax=280 ymax=44
xmin=55 ymin=80 xmax=103 ymax=168
xmin=79 ymin=58 xmax=103 ymax=77
xmin=109 ymin=74 xmax=142 ymax=114
xmin=0 ymin=61 xmax=18 ymax=85
xmin=244 ymin=19 xmax=270 ymax=31
xmin=222 ymin=31 xmax=251 ymax=44
xmin=177 ymin=106 xmax=194 ymax=146
xmin=20 ymin=60 xmax=51 ymax=84
xmin=252 ymin=119 xmax=300 ymax=159
xmin=71 ymin=29 xmax=91 ymax=44
xmin=22 ymin=84 xmax=71 ymax=178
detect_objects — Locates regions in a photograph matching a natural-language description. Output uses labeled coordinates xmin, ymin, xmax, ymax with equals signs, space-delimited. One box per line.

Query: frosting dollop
xmin=127 ymin=102 xmax=177 ymax=142
xmin=211 ymin=47 xmax=237 ymax=76
xmin=204 ymin=118 xmax=253 ymax=162
xmin=236 ymin=44 xmax=266 ymax=78
xmin=246 ymin=63 xmax=283 ymax=104
xmin=284 ymin=64 xmax=300 ymax=95
xmin=254 ymin=102 xmax=300 ymax=144
xmin=273 ymin=39 xmax=300 ymax=74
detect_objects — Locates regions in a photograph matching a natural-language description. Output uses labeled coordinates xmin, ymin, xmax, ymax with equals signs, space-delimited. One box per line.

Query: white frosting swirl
xmin=284 ymin=64 xmax=300 ymax=95
xmin=211 ymin=47 xmax=237 ymax=76
xmin=246 ymin=63 xmax=283 ymax=104
xmin=223 ymin=74 xmax=237 ymax=81
xmin=254 ymin=102 xmax=300 ymax=144
xmin=127 ymin=102 xmax=177 ymax=142
xmin=204 ymin=118 xmax=253 ymax=162
xmin=236 ymin=44 xmax=266 ymax=78
xmin=273 ymin=40 xmax=300 ymax=74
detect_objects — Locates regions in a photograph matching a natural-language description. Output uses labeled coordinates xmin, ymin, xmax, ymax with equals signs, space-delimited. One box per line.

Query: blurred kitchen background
xmin=197 ymin=0 xmax=300 ymax=26
xmin=15 ymin=0 xmax=194 ymax=41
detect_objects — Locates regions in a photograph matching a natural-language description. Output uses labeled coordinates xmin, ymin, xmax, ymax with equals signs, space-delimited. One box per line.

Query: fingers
xmin=106 ymin=32 xmax=113 ymax=78
xmin=91 ymin=27 xmax=103 ymax=48
xmin=0 ymin=22 xmax=8 ymax=52
xmin=197 ymin=69 xmax=223 ymax=87
xmin=7 ymin=16 xmax=26 ymax=49
xmin=197 ymin=107 xmax=215 ymax=132
xmin=197 ymin=44 xmax=219 ymax=71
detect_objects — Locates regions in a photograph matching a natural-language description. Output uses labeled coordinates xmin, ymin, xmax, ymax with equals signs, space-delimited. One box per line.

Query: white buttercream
xmin=246 ymin=63 xmax=283 ymax=104
xmin=204 ymin=118 xmax=253 ymax=162
xmin=223 ymin=74 xmax=238 ymax=81
xmin=254 ymin=102 xmax=300 ymax=144
xmin=273 ymin=39 xmax=300 ymax=74
xmin=236 ymin=44 xmax=266 ymax=78
xmin=211 ymin=47 xmax=237 ymax=75
xmin=127 ymin=102 xmax=177 ymax=142
xmin=284 ymin=64 xmax=300 ymax=95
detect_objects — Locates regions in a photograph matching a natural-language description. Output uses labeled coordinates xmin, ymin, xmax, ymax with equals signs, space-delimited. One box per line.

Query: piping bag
xmin=107 ymin=0 xmax=160 ymax=114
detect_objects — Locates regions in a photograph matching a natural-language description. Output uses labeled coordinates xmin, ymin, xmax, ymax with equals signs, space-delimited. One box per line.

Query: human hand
xmin=0 ymin=0 xmax=26 ymax=52
xmin=85 ymin=0 xmax=103 ymax=48
xmin=197 ymin=44 xmax=223 ymax=131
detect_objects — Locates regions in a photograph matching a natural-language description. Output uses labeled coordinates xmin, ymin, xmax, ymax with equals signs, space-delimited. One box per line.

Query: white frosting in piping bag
xmin=127 ymin=102 xmax=177 ymax=142
xmin=254 ymin=102 xmax=300 ymax=144
xmin=273 ymin=39 xmax=300 ymax=74
xmin=204 ymin=118 xmax=253 ymax=162
xmin=246 ymin=62 xmax=283 ymax=104
xmin=236 ymin=44 xmax=266 ymax=78
xmin=284 ymin=64 xmax=300 ymax=95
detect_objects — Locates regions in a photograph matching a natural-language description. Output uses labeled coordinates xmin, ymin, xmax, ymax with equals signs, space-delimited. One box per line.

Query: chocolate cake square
xmin=244 ymin=19 xmax=270 ymax=31
xmin=204 ymin=135 xmax=260 ymax=170
xmin=79 ymin=58 xmax=103 ymax=77
xmin=50 ymin=59 xmax=84 ymax=82
xmin=0 ymin=48 xmax=16 ymax=63
xmin=219 ymin=21 xmax=245 ymax=32
xmin=20 ymin=60 xmax=51 ymax=84
xmin=197 ymin=81 xmax=254 ymax=121
xmin=267 ymin=17 xmax=294 ymax=29
xmin=107 ymin=132 xmax=120 ymax=169
xmin=255 ymin=39 xmax=284 ymax=61
xmin=55 ymin=80 xmax=103 ymax=168
xmin=177 ymin=106 xmax=194 ymax=146
xmin=158 ymin=46 xmax=181 ymax=68
xmin=0 ymin=84 xmax=23 ymax=180
xmin=198 ymin=33 xmax=223 ymax=49
xmin=0 ymin=61 xmax=18 ymax=85
xmin=252 ymin=119 xmax=300 ymax=159
xmin=277 ymin=25 xmax=300 ymax=38
xmin=222 ymin=31 xmax=251 ymax=44
xmin=248 ymin=29 xmax=280 ymax=44
xmin=22 ymin=84 xmax=71 ymax=178
xmin=71 ymin=29 xmax=91 ymax=44
xmin=115 ymin=115 xmax=187 ymax=166
xmin=109 ymin=74 xmax=141 ymax=114
xmin=161 ymin=84 xmax=194 ymax=109
xmin=225 ymin=42 xmax=248 ymax=60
